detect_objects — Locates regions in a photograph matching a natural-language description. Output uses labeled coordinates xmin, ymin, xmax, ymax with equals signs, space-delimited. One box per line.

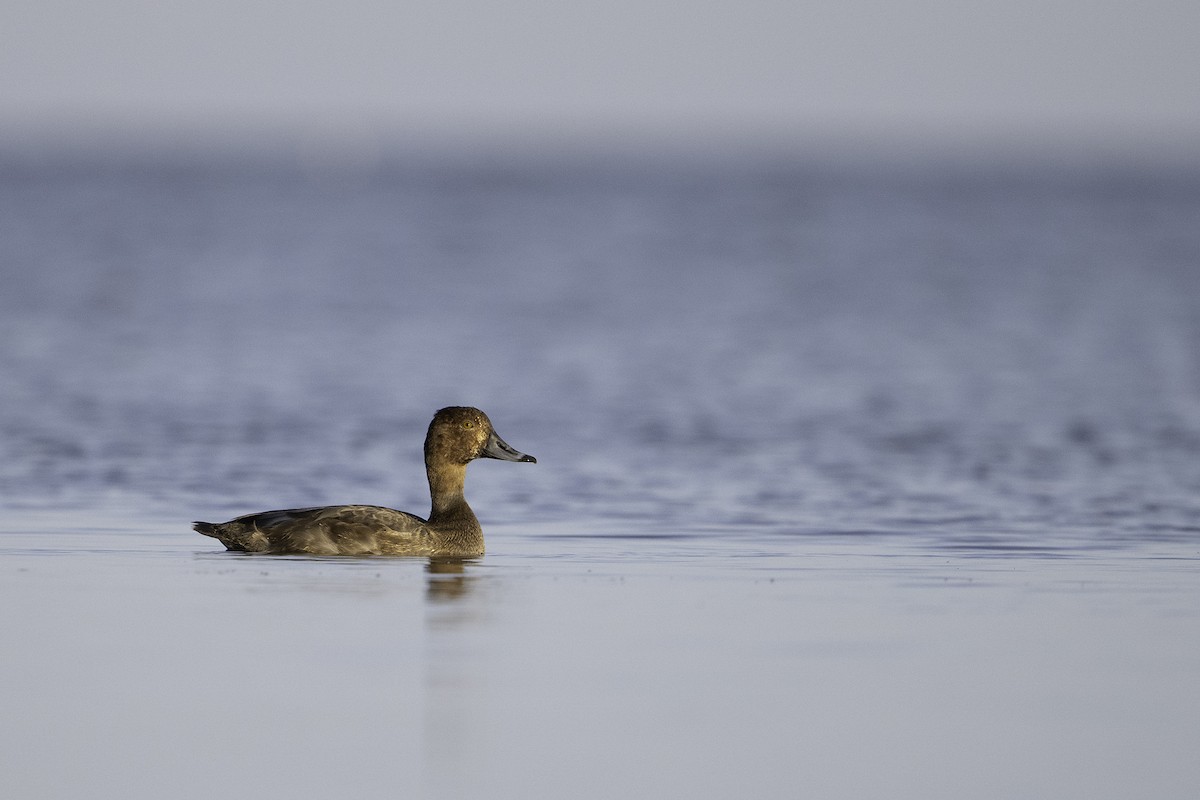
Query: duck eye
xmin=464 ymin=421 xmax=474 ymax=429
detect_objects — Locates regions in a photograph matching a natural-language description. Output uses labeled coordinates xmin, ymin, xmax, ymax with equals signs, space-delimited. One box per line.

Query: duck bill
xmin=482 ymin=431 xmax=537 ymax=463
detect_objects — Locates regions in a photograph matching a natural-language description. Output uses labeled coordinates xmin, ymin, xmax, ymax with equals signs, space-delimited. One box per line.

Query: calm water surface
xmin=1 ymin=147 xmax=1199 ymax=798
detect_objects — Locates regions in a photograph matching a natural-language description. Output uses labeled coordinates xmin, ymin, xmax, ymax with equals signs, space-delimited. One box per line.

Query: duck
xmin=192 ymin=406 xmax=535 ymax=556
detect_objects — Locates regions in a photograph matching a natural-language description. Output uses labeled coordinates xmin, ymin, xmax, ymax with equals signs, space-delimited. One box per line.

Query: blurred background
xmin=3 ymin=0 xmax=1200 ymax=156
xmin=1 ymin=1 xmax=1199 ymax=540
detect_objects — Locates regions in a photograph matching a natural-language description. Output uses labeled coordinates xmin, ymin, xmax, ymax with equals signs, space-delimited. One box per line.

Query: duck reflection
xmin=425 ymin=557 xmax=479 ymax=603
xmin=421 ymin=553 xmax=493 ymax=793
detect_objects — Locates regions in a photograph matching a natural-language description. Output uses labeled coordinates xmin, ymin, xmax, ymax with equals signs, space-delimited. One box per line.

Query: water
xmin=1 ymin=147 xmax=1199 ymax=798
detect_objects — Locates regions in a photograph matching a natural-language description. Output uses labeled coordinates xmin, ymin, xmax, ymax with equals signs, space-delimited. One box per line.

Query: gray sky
xmin=3 ymin=0 xmax=1199 ymax=151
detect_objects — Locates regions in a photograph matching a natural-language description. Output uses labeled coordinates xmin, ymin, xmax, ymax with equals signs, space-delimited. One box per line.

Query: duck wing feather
xmin=194 ymin=505 xmax=430 ymax=555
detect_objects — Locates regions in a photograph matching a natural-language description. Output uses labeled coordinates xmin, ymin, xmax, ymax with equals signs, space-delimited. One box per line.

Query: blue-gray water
xmin=2 ymin=148 xmax=1199 ymax=798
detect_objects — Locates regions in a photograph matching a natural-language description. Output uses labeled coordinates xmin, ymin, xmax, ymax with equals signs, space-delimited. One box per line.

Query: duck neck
xmin=427 ymin=462 xmax=476 ymax=525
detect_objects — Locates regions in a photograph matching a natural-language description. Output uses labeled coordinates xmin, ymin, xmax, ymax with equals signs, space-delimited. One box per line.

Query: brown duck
xmin=193 ymin=406 xmax=535 ymax=556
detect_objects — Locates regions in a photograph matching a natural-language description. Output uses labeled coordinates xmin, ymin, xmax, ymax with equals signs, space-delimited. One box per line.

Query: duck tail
xmin=193 ymin=521 xmax=220 ymax=537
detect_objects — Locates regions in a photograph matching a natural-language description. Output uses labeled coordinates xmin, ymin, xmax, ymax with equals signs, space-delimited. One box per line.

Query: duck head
xmin=425 ymin=406 xmax=537 ymax=466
